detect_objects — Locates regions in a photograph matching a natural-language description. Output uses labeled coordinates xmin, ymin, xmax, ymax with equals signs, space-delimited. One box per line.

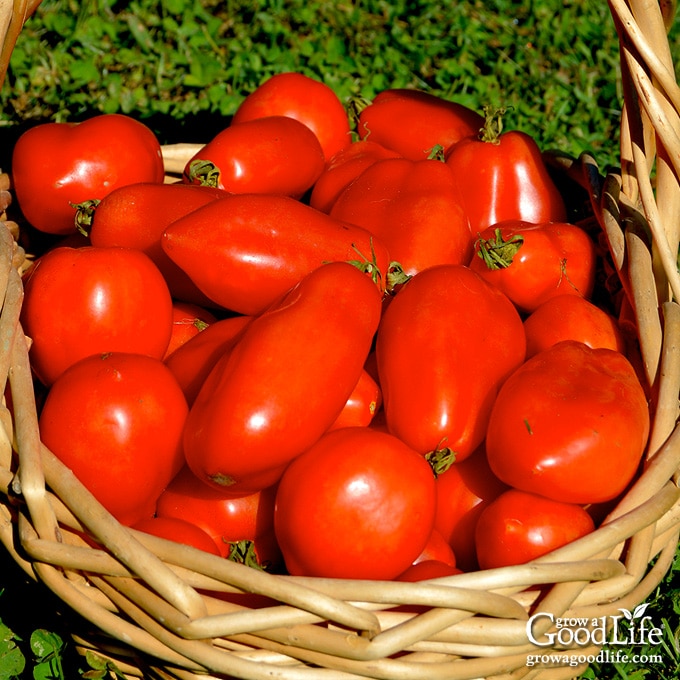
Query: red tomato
xmin=87 ymin=182 xmax=229 ymax=305
xmin=39 ymin=352 xmax=188 ymax=526
xmin=412 ymin=528 xmax=457 ymax=568
xmin=309 ymin=140 xmax=402 ymax=213
xmin=132 ymin=516 xmax=222 ymax=556
xmin=21 ymin=246 xmax=173 ymax=386
xmin=475 ymin=489 xmax=595 ymax=570
xmin=164 ymin=315 xmax=252 ymax=406
xmin=376 ymin=264 xmax=526 ymax=461
xmin=327 ymin=368 xmax=382 ymax=431
xmin=182 ymin=116 xmax=325 ymax=199
xmin=330 ymin=158 xmax=473 ymax=275
xmin=468 ymin=220 xmax=597 ymax=314
xmin=162 ymin=193 xmax=391 ymax=315
xmin=486 ymin=341 xmax=650 ymax=504
xmin=357 ymin=89 xmax=484 ymax=160
xmin=523 ymin=294 xmax=625 ymax=358
xmin=274 ymin=427 xmax=437 ymax=580
xmin=163 ymin=302 xmax=218 ymax=360
xmin=434 ymin=446 xmax=509 ymax=572
xmin=155 ymin=465 xmax=278 ymax=563
xmin=231 ymin=72 xmax=351 ymax=162
xmin=445 ymin=109 xmax=567 ymax=233
xmin=12 ymin=114 xmax=164 ymax=235
xmin=183 ymin=262 xmax=383 ymax=496
xmin=396 ymin=560 xmax=462 ymax=582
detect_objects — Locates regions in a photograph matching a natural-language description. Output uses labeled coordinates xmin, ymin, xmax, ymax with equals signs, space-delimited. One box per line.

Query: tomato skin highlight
xmin=469 ymin=220 xmax=597 ymax=314
xmin=486 ymin=340 xmax=650 ymax=504
xmin=12 ymin=114 xmax=164 ymax=235
xmin=21 ymin=246 xmax=173 ymax=386
xmin=183 ymin=116 xmax=325 ymax=199
xmin=274 ymin=427 xmax=437 ymax=580
xmin=182 ymin=261 xmax=384 ymax=496
xmin=475 ymin=489 xmax=595 ymax=569
xmin=376 ymin=264 xmax=526 ymax=461
xmin=161 ymin=193 xmax=391 ymax=315
xmin=39 ymin=352 xmax=188 ymax=526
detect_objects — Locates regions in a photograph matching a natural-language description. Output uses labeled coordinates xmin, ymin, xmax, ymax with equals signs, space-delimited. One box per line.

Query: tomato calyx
xmin=227 ymin=539 xmax=269 ymax=571
xmin=427 ymin=144 xmax=446 ymax=162
xmin=72 ymin=199 xmax=101 ymax=237
xmin=385 ymin=262 xmax=412 ymax=293
xmin=187 ymin=158 xmax=221 ymax=188
xmin=475 ymin=227 xmax=524 ymax=270
xmin=347 ymin=95 xmax=372 ymax=139
xmin=478 ymin=105 xmax=508 ymax=145
xmin=425 ymin=445 xmax=456 ymax=478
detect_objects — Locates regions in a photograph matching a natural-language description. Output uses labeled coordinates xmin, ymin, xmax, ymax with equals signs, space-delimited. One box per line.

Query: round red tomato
xmin=396 ymin=560 xmax=462 ymax=582
xmin=475 ymin=489 xmax=595 ymax=570
xmin=21 ymin=246 xmax=173 ymax=386
xmin=183 ymin=116 xmax=325 ymax=199
xmin=132 ymin=516 xmax=222 ymax=556
xmin=274 ymin=427 xmax=437 ymax=580
xmin=39 ymin=352 xmax=188 ymax=526
xmin=12 ymin=114 xmax=165 ymax=235
xmin=486 ymin=340 xmax=650 ymax=504
xmin=231 ymin=72 xmax=351 ymax=162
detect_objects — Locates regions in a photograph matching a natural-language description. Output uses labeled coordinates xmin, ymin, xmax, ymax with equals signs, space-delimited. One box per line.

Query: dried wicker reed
xmin=1 ymin=1 xmax=680 ymax=679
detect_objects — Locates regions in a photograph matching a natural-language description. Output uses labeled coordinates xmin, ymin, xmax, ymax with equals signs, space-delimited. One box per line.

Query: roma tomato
xmin=434 ymin=446 xmax=509 ymax=572
xmin=132 ymin=516 xmax=222 ymax=556
xmin=162 ymin=193 xmax=391 ymax=315
xmin=469 ymin=220 xmax=597 ymax=314
xmin=357 ymin=88 xmax=484 ymax=160
xmin=309 ymin=140 xmax=402 ymax=213
xmin=330 ymin=157 xmax=473 ymax=275
xmin=155 ymin=465 xmax=278 ymax=562
xmin=523 ymin=294 xmax=625 ymax=358
xmin=475 ymin=489 xmax=595 ymax=570
xmin=376 ymin=264 xmax=526 ymax=461
xmin=445 ymin=108 xmax=567 ymax=233
xmin=87 ymin=182 xmax=229 ymax=305
xmin=183 ymin=262 xmax=383 ymax=496
xmin=164 ymin=315 xmax=252 ymax=406
xmin=163 ymin=301 xmax=218 ymax=360
xmin=274 ymin=427 xmax=437 ymax=580
xmin=231 ymin=72 xmax=351 ymax=162
xmin=39 ymin=352 xmax=188 ymax=526
xmin=486 ymin=340 xmax=650 ymax=504
xmin=182 ymin=116 xmax=325 ymax=199
xmin=21 ymin=246 xmax=173 ymax=386
xmin=327 ymin=368 xmax=381 ymax=431
xmin=12 ymin=114 xmax=164 ymax=235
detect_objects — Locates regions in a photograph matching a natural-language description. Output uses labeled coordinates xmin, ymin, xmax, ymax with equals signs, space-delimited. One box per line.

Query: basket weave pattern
xmin=1 ymin=1 xmax=680 ymax=679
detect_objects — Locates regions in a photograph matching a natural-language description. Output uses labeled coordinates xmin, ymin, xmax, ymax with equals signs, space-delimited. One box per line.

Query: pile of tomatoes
xmin=9 ymin=72 xmax=651 ymax=582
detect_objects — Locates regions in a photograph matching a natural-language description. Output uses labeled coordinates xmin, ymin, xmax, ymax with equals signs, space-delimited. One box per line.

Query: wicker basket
xmin=2 ymin=1 xmax=680 ymax=679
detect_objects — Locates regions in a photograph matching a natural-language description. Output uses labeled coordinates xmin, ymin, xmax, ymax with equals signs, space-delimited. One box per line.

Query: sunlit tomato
xmin=183 ymin=262 xmax=383 ymax=496
xmin=357 ymin=88 xmax=484 ymax=160
xmin=309 ymin=140 xmax=402 ymax=213
xmin=182 ymin=116 xmax=325 ymax=199
xmin=486 ymin=341 xmax=650 ymax=504
xmin=87 ymin=182 xmax=229 ymax=305
xmin=21 ymin=246 xmax=173 ymax=386
xmin=468 ymin=220 xmax=597 ymax=314
xmin=39 ymin=352 xmax=188 ymax=526
xmin=433 ymin=446 xmax=509 ymax=572
xmin=376 ymin=264 xmax=526 ymax=461
xmin=327 ymin=368 xmax=382 ymax=431
xmin=231 ymin=72 xmax=351 ymax=162
xmin=274 ymin=427 xmax=437 ymax=580
xmin=131 ymin=516 xmax=222 ymax=556
xmin=155 ymin=465 xmax=278 ymax=564
xmin=163 ymin=302 xmax=218 ymax=360
xmin=475 ymin=489 xmax=595 ymax=570
xmin=164 ymin=315 xmax=252 ymax=406
xmin=412 ymin=528 xmax=457 ymax=568
xmin=396 ymin=560 xmax=462 ymax=582
xmin=12 ymin=114 xmax=164 ymax=235
xmin=162 ymin=193 xmax=391 ymax=315
xmin=523 ymin=294 xmax=625 ymax=358
xmin=330 ymin=157 xmax=473 ymax=275
xmin=445 ymin=108 xmax=567 ymax=233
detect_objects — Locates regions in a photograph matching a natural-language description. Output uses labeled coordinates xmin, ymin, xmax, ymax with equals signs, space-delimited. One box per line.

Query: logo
xmin=525 ymin=603 xmax=666 ymax=669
